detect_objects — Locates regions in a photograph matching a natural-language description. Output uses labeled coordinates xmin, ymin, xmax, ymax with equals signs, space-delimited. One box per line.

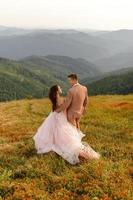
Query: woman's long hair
xmin=49 ymin=85 xmax=59 ymax=111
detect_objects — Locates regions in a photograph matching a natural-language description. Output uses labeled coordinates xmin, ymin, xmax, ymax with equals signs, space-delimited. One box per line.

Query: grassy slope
xmin=0 ymin=95 xmax=133 ymax=200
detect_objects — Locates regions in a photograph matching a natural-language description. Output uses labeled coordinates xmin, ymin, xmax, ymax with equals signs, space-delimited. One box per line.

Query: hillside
xmin=0 ymin=95 xmax=133 ymax=199
xmin=0 ymin=57 xmax=66 ymax=101
xmin=83 ymin=68 xmax=133 ymax=95
xmin=0 ymin=56 xmax=100 ymax=102
xmin=20 ymin=55 xmax=100 ymax=79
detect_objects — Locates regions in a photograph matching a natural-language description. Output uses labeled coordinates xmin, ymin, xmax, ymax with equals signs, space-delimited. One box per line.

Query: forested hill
xmin=85 ymin=68 xmax=133 ymax=95
xmin=0 ymin=55 xmax=100 ymax=102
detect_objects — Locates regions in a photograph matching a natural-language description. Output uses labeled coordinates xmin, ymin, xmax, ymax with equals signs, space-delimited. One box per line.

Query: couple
xmin=33 ymin=74 xmax=100 ymax=165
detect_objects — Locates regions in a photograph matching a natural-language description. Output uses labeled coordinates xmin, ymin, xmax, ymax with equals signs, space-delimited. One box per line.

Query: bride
xmin=33 ymin=85 xmax=100 ymax=165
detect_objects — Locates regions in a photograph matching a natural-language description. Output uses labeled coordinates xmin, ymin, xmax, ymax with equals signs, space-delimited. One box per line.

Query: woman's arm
xmin=56 ymin=90 xmax=73 ymax=112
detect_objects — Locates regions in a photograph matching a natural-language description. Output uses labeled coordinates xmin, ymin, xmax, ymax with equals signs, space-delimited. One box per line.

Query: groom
xmin=56 ymin=74 xmax=88 ymax=129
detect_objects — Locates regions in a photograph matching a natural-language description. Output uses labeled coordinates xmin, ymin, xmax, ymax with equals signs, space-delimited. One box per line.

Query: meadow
xmin=0 ymin=95 xmax=133 ymax=200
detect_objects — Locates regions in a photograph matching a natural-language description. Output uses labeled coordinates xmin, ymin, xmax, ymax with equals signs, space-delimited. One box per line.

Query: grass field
xmin=0 ymin=95 xmax=133 ymax=200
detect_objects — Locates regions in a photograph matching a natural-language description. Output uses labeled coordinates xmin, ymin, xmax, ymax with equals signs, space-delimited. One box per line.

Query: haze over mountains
xmin=0 ymin=26 xmax=133 ymax=72
xmin=0 ymin=25 xmax=34 ymax=36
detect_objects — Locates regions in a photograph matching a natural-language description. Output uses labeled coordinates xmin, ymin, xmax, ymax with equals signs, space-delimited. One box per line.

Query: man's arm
xmin=83 ymin=87 xmax=88 ymax=114
xmin=56 ymin=90 xmax=73 ymax=113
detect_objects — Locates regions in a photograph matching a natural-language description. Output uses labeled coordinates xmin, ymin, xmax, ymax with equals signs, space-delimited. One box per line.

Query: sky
xmin=0 ymin=0 xmax=133 ymax=30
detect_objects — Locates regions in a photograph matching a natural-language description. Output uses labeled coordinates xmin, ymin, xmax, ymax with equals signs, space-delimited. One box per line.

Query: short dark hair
xmin=68 ymin=74 xmax=78 ymax=80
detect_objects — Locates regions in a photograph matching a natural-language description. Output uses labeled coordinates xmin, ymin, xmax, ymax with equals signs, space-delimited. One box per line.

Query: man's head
xmin=67 ymin=74 xmax=78 ymax=86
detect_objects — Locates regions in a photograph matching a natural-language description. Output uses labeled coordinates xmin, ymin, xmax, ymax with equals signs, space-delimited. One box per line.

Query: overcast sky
xmin=0 ymin=0 xmax=133 ymax=30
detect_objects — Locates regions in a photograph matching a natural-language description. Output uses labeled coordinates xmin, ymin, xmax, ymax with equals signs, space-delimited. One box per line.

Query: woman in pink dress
xmin=33 ymin=85 xmax=100 ymax=165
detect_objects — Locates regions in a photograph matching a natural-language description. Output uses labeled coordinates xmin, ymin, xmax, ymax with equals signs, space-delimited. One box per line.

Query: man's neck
xmin=72 ymin=82 xmax=79 ymax=87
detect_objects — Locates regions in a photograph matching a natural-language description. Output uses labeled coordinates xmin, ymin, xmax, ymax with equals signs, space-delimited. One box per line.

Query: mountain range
xmin=0 ymin=26 xmax=133 ymax=72
xmin=0 ymin=26 xmax=133 ymax=101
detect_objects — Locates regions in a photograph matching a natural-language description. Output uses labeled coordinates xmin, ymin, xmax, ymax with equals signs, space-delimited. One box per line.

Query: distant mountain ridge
xmin=0 ymin=31 xmax=109 ymax=61
xmin=99 ymin=29 xmax=133 ymax=45
xmin=95 ymin=51 xmax=133 ymax=72
xmin=0 ymin=27 xmax=133 ymax=72
xmin=0 ymin=25 xmax=33 ymax=36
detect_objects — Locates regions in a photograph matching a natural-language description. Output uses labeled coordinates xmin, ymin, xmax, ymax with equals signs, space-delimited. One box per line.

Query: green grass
xmin=0 ymin=95 xmax=133 ymax=200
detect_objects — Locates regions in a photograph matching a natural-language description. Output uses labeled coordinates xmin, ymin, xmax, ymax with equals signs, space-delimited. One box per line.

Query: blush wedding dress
xmin=33 ymin=110 xmax=100 ymax=165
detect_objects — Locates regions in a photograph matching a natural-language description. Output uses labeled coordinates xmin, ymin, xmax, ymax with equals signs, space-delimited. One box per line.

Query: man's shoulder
xmin=69 ymin=84 xmax=87 ymax=94
xmin=68 ymin=83 xmax=87 ymax=93
xmin=79 ymin=84 xmax=88 ymax=91
xmin=67 ymin=88 xmax=73 ymax=94
xmin=67 ymin=86 xmax=77 ymax=95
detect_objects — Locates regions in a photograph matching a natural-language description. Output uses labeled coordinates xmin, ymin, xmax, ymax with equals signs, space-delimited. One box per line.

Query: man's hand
xmin=82 ymin=107 xmax=87 ymax=115
xmin=82 ymin=87 xmax=88 ymax=115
